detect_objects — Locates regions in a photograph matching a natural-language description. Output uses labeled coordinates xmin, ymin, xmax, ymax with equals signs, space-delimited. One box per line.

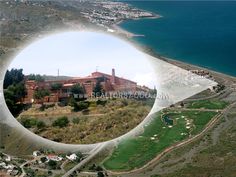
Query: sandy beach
xmin=111 ymin=21 xmax=144 ymax=38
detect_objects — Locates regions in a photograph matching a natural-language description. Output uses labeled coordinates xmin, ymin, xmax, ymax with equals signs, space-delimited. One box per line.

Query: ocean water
xmin=120 ymin=1 xmax=236 ymax=76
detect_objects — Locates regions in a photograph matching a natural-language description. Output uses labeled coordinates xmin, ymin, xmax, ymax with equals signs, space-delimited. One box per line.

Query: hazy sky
xmin=9 ymin=31 xmax=156 ymax=88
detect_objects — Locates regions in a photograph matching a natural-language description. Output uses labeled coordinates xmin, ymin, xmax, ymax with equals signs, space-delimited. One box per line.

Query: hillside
xmin=17 ymin=98 xmax=154 ymax=144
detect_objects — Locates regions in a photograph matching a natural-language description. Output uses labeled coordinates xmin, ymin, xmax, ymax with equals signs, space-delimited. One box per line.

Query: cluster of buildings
xmin=190 ymin=69 xmax=226 ymax=93
xmin=32 ymin=150 xmax=80 ymax=163
xmin=190 ymin=69 xmax=213 ymax=79
xmin=1 ymin=0 xmax=155 ymax=29
xmin=0 ymin=153 xmax=20 ymax=176
xmin=34 ymin=152 xmax=78 ymax=162
xmin=1 ymin=0 xmax=157 ymax=40
xmin=81 ymin=1 xmax=155 ymax=27
xmin=24 ymin=69 xmax=150 ymax=104
xmin=0 ymin=150 xmax=81 ymax=176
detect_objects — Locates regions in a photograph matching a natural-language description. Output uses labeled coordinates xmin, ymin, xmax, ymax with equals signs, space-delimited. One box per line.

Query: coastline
xmin=111 ymin=14 xmax=160 ymax=38
xmin=112 ymin=15 xmax=236 ymax=83
xmin=112 ymin=21 xmax=139 ymax=38
xmin=143 ymin=44 xmax=236 ymax=85
xmin=112 ymin=24 xmax=144 ymax=38
xmin=111 ymin=1 xmax=236 ymax=81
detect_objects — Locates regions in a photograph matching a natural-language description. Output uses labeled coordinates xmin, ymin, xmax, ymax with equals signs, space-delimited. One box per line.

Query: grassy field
xmin=103 ymin=110 xmax=218 ymax=171
xmin=63 ymin=161 xmax=77 ymax=171
xmin=186 ymin=100 xmax=228 ymax=109
xmin=150 ymin=112 xmax=236 ymax=177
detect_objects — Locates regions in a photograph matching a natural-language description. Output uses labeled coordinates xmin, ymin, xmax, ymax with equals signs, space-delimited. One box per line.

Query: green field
xmin=187 ymin=100 xmax=228 ymax=109
xmin=103 ymin=110 xmax=218 ymax=171
xmin=63 ymin=161 xmax=77 ymax=171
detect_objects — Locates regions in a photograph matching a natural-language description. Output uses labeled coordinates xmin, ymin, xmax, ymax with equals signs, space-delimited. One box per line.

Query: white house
xmin=33 ymin=151 xmax=41 ymax=157
xmin=4 ymin=164 xmax=14 ymax=170
xmin=66 ymin=153 xmax=78 ymax=161
xmin=5 ymin=155 xmax=11 ymax=162
xmin=107 ymin=28 xmax=115 ymax=33
xmin=0 ymin=162 xmax=6 ymax=167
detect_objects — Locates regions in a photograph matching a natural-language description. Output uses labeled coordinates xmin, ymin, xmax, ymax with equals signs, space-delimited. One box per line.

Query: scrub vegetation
xmin=17 ymin=98 xmax=153 ymax=144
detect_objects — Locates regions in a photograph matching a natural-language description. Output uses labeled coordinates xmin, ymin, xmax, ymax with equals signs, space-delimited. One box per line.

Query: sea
xmin=119 ymin=1 xmax=236 ymax=76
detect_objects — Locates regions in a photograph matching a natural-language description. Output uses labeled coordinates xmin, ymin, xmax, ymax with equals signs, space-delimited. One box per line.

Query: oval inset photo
xmin=4 ymin=31 xmax=157 ymax=144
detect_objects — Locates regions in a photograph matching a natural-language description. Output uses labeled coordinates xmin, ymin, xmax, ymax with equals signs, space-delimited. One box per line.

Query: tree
xmin=0 ymin=153 xmax=4 ymax=158
xmin=70 ymin=84 xmax=85 ymax=100
xmin=28 ymin=74 xmax=45 ymax=82
xmin=48 ymin=171 xmax=52 ymax=176
xmin=4 ymin=90 xmax=18 ymax=114
xmin=97 ymin=172 xmax=104 ymax=177
xmin=40 ymin=157 xmax=47 ymax=163
xmin=21 ymin=118 xmax=37 ymax=128
xmin=95 ymin=166 xmax=103 ymax=172
xmin=69 ymin=97 xmax=77 ymax=108
xmin=33 ymin=89 xmax=50 ymax=106
xmin=48 ymin=160 xmax=57 ymax=170
xmin=69 ymin=99 xmax=89 ymax=112
xmin=9 ymin=83 xmax=27 ymax=102
xmin=3 ymin=68 xmax=26 ymax=116
xmin=36 ymin=121 xmax=46 ymax=129
xmin=93 ymin=81 xmax=103 ymax=97
xmin=4 ymin=68 xmax=24 ymax=89
xmin=77 ymin=101 xmax=89 ymax=111
xmin=4 ymin=83 xmax=26 ymax=116
xmin=75 ymin=152 xmax=83 ymax=162
xmin=52 ymin=116 xmax=69 ymax=128
xmin=50 ymin=83 xmax=63 ymax=91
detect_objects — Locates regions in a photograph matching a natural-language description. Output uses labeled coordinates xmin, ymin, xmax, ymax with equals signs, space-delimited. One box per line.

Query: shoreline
xmin=112 ymin=15 xmax=235 ymax=83
xmin=110 ymin=0 xmax=235 ymax=81
xmin=147 ymin=44 xmax=236 ymax=81
xmin=112 ymin=23 xmax=144 ymax=38
xmin=144 ymin=45 xmax=236 ymax=85
xmin=111 ymin=14 xmax=160 ymax=38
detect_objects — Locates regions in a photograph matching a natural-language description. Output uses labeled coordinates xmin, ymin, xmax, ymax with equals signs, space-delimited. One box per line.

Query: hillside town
xmin=81 ymin=1 xmax=157 ymax=27
xmin=0 ymin=0 xmax=157 ymax=39
xmin=0 ymin=150 xmax=83 ymax=176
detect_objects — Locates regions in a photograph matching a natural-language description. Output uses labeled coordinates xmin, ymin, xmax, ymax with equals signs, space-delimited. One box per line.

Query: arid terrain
xmin=17 ymin=98 xmax=153 ymax=144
